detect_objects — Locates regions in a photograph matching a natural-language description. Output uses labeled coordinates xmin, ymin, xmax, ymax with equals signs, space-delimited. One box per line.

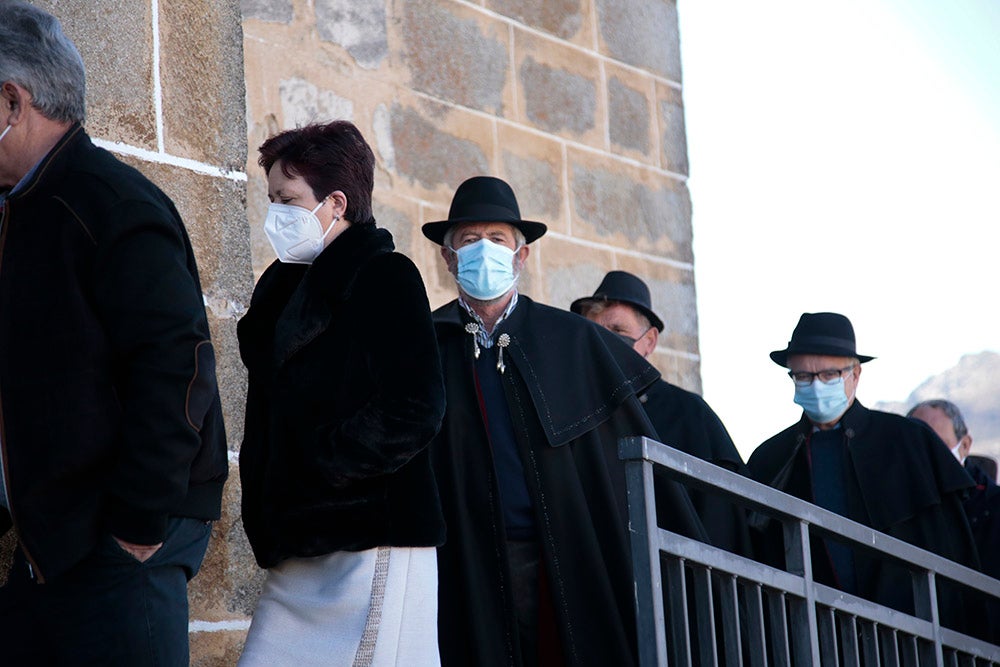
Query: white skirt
xmin=238 ymin=546 xmax=439 ymax=667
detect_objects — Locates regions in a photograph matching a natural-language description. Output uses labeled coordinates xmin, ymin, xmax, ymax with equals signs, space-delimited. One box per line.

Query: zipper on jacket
xmin=0 ymin=200 xmax=45 ymax=583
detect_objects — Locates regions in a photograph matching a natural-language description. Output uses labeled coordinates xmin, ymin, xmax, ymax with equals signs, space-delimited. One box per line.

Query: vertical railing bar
xmin=817 ymin=606 xmax=838 ymax=667
xmin=743 ymin=583 xmax=767 ymax=667
xmin=767 ymin=590 xmax=791 ymax=666
xmin=663 ymin=556 xmax=692 ymax=667
xmin=912 ymin=568 xmax=944 ymax=667
xmin=719 ymin=574 xmax=743 ymax=667
xmin=861 ymin=620 xmax=880 ymax=666
xmin=782 ymin=519 xmax=821 ymax=665
xmin=692 ymin=566 xmax=718 ymax=666
xmin=625 ymin=457 xmax=668 ymax=666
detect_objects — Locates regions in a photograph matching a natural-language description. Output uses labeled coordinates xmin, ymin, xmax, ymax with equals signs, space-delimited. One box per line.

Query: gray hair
xmin=443 ymin=224 xmax=526 ymax=249
xmin=0 ymin=1 xmax=86 ymax=123
xmin=907 ymin=399 xmax=969 ymax=441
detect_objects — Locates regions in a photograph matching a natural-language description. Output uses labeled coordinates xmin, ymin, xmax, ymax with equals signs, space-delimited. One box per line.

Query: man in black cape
xmin=423 ymin=176 xmax=706 ymax=667
xmin=571 ymin=270 xmax=751 ymax=556
xmin=747 ymin=312 xmax=986 ymax=639
xmin=908 ymin=400 xmax=1000 ymax=581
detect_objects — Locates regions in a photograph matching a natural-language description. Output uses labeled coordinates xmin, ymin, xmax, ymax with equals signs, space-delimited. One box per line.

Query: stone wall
xmin=242 ymin=0 xmax=699 ymax=389
xmin=16 ymin=0 xmax=697 ymax=663
xmin=14 ymin=1 xmax=254 ymax=664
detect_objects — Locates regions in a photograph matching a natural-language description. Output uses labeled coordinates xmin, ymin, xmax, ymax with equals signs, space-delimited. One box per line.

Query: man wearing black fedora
xmin=747 ymin=312 xmax=983 ymax=635
xmin=571 ymin=270 xmax=751 ymax=556
xmin=422 ymin=176 xmax=707 ymax=667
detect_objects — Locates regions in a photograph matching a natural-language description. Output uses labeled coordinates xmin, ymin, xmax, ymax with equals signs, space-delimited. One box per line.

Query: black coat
xmin=641 ymin=379 xmax=752 ymax=556
xmin=965 ymin=462 xmax=1000 ymax=579
xmin=431 ymin=296 xmax=706 ymax=667
xmin=0 ymin=125 xmax=227 ymax=581
xmin=238 ymin=223 xmax=446 ymax=569
xmin=747 ymin=400 xmax=982 ymax=634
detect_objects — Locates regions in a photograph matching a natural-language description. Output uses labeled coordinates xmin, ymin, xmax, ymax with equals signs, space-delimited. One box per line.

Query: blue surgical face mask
xmin=0 ymin=124 xmax=10 ymax=143
xmin=794 ymin=376 xmax=851 ymax=424
xmin=453 ymin=238 xmax=519 ymax=301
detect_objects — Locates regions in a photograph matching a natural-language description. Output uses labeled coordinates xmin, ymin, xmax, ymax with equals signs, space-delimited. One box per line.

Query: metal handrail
xmin=621 ymin=436 xmax=1000 ymax=666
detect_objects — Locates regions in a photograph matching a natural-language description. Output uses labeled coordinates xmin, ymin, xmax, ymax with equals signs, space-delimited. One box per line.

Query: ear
xmin=634 ymin=326 xmax=658 ymax=359
xmin=327 ymin=190 xmax=348 ymax=220
xmin=515 ymin=244 xmax=530 ymax=264
xmin=1 ymin=82 xmax=29 ymax=124
xmin=440 ymin=245 xmax=457 ymax=273
xmin=959 ymin=435 xmax=973 ymax=459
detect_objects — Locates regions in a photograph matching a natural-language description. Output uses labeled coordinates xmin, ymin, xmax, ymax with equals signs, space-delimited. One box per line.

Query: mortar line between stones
xmin=151 ymin=0 xmax=164 ymax=154
xmin=450 ymin=0 xmax=683 ymax=92
xmin=544 ymin=230 xmax=694 ymax=270
xmin=91 ymin=138 xmax=248 ymax=182
xmin=407 ymin=89 xmax=688 ymax=184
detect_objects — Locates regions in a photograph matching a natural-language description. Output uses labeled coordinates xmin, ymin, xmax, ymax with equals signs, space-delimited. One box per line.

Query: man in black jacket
xmin=423 ymin=176 xmax=706 ymax=667
xmin=908 ymin=399 xmax=1000 ymax=580
xmin=0 ymin=3 xmax=227 ymax=664
xmin=571 ymin=270 xmax=751 ymax=556
xmin=747 ymin=312 xmax=982 ymax=637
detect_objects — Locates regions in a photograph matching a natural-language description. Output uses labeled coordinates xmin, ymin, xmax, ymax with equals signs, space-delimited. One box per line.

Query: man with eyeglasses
xmin=571 ymin=270 xmax=751 ymax=556
xmin=747 ymin=312 xmax=984 ymax=636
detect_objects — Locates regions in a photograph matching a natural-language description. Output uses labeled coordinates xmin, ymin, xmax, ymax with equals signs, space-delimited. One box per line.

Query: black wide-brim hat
xmin=570 ymin=270 xmax=664 ymax=332
xmin=422 ymin=176 xmax=548 ymax=246
xmin=770 ymin=312 xmax=875 ymax=368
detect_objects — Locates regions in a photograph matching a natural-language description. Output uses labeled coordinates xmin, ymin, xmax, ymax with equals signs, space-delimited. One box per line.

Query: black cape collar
xmin=435 ymin=296 xmax=659 ymax=447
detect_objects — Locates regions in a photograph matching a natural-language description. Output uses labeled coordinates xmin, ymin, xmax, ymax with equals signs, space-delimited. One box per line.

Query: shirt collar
xmin=458 ymin=291 xmax=519 ymax=349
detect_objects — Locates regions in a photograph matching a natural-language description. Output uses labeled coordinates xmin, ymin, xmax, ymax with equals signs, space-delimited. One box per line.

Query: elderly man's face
xmin=442 ymin=222 xmax=528 ymax=274
xmin=585 ymin=302 xmax=657 ymax=359
xmin=910 ymin=405 xmax=971 ymax=462
xmin=786 ymin=354 xmax=861 ymax=426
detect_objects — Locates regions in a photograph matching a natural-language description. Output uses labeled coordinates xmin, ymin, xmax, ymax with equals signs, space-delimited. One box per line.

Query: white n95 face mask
xmin=263 ymin=199 xmax=336 ymax=264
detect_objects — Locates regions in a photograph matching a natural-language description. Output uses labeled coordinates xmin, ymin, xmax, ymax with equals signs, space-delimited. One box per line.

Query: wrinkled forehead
xmin=786 ymin=354 xmax=856 ymax=371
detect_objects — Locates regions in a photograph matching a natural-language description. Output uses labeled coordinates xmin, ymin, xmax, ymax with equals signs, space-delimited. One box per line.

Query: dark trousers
xmin=0 ymin=516 xmax=211 ymax=667
xmin=507 ymin=539 xmax=565 ymax=666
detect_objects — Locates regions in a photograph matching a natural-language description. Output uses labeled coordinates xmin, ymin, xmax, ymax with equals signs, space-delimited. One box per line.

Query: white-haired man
xmin=0 ymin=3 xmax=226 ymax=663
xmin=423 ymin=176 xmax=705 ymax=667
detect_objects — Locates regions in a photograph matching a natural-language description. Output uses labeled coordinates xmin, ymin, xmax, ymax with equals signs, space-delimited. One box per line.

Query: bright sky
xmin=678 ymin=0 xmax=1000 ymax=459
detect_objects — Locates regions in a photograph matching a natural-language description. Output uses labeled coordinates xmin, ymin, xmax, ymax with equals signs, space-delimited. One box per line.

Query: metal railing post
xmin=625 ymin=455 xmax=669 ymax=666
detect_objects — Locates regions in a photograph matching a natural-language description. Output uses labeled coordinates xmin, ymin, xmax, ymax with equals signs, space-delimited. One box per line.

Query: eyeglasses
xmin=788 ymin=364 xmax=856 ymax=387
xmin=615 ymin=327 xmax=651 ymax=347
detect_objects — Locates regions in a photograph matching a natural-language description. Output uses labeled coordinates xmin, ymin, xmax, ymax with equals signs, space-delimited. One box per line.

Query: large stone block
xmin=241 ymin=0 xmax=293 ymax=23
xmin=278 ymin=78 xmax=355 ymax=128
xmin=397 ymin=0 xmax=510 ymax=115
xmin=373 ymin=195 xmax=419 ymax=259
xmin=190 ymin=628 xmax=247 ymax=667
xmin=486 ymin=0 xmax=587 ymax=42
xmin=315 ymin=0 xmax=388 ymax=70
xmin=615 ymin=256 xmax=699 ymax=355
xmin=568 ymin=153 xmax=692 ymax=261
xmin=498 ymin=124 xmax=566 ymax=234
xmin=649 ymin=349 xmax=703 ymax=394
xmin=386 ymin=101 xmax=492 ymax=193
xmin=35 ymin=0 xmax=157 ymax=150
xmin=530 ymin=237 xmax=616 ymax=311
xmin=606 ymin=62 xmax=654 ymax=159
xmin=515 ymin=31 xmax=601 ymax=143
xmin=160 ymin=0 xmax=248 ymax=169
xmin=595 ymin=0 xmax=682 ymax=82
xmin=189 ymin=463 xmax=263 ymax=620
xmin=658 ymin=82 xmax=689 ymax=176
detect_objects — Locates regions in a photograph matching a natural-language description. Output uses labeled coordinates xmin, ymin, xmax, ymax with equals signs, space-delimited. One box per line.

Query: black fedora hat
xmin=570 ymin=270 xmax=664 ymax=332
xmin=422 ymin=176 xmax=548 ymax=246
xmin=770 ymin=312 xmax=875 ymax=368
